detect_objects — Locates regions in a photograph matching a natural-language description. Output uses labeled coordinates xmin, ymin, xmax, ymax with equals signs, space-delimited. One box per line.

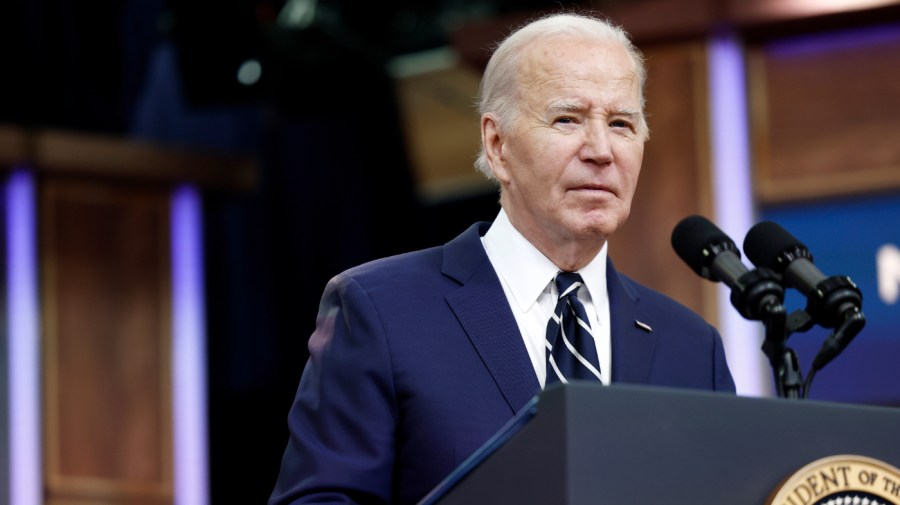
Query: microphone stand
xmin=759 ymin=303 xmax=803 ymax=399
xmin=729 ymin=267 xmax=804 ymax=399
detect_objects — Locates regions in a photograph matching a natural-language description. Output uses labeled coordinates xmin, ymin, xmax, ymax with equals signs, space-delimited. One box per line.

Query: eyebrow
xmin=547 ymin=100 xmax=587 ymax=114
xmin=548 ymin=101 xmax=642 ymax=122
xmin=611 ymin=108 xmax=642 ymax=119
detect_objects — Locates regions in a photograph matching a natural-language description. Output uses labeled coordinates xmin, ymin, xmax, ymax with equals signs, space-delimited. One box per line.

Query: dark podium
xmin=420 ymin=383 xmax=900 ymax=504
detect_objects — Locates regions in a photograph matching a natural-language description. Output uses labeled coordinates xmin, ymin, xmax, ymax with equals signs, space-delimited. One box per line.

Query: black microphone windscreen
xmin=743 ymin=221 xmax=807 ymax=274
xmin=671 ymin=215 xmax=736 ymax=277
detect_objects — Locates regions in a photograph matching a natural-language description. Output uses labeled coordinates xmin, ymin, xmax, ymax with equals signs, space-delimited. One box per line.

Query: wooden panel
xmin=42 ymin=180 xmax=172 ymax=505
xmin=391 ymin=52 xmax=493 ymax=202
xmin=0 ymin=124 xmax=28 ymax=165
xmin=609 ymin=42 xmax=719 ymax=323
xmin=595 ymin=0 xmax=719 ymax=42
xmin=0 ymin=126 xmax=257 ymax=189
xmin=749 ymin=24 xmax=900 ymax=203
xmin=33 ymin=129 xmax=256 ymax=190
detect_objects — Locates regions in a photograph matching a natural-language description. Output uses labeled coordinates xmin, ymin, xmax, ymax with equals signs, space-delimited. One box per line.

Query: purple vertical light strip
xmin=6 ymin=169 xmax=41 ymax=505
xmin=171 ymin=185 xmax=208 ymax=505
xmin=708 ymin=34 xmax=772 ymax=397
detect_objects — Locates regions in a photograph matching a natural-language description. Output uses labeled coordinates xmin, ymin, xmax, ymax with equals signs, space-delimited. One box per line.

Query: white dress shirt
xmin=481 ymin=209 xmax=612 ymax=387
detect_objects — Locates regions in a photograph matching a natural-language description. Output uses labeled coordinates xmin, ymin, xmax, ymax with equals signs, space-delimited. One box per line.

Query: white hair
xmin=473 ymin=13 xmax=648 ymax=180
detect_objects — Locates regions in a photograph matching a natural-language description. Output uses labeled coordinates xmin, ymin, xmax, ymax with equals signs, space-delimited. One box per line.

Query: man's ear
xmin=481 ymin=114 xmax=510 ymax=183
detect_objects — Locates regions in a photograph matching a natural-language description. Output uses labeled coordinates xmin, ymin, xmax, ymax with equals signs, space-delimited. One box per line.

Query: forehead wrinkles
xmin=517 ymin=37 xmax=639 ymax=104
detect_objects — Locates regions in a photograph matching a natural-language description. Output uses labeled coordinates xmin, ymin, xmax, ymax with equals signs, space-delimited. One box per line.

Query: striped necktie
xmin=545 ymin=272 xmax=602 ymax=385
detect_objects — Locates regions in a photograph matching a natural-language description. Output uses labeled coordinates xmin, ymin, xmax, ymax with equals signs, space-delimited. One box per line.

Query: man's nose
xmin=580 ymin=124 xmax=614 ymax=164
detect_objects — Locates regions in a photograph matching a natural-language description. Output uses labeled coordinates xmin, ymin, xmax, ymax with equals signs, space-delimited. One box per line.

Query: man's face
xmin=485 ymin=35 xmax=646 ymax=254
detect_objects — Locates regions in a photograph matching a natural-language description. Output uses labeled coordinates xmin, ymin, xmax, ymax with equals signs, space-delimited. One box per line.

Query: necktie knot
xmin=555 ymin=272 xmax=583 ymax=300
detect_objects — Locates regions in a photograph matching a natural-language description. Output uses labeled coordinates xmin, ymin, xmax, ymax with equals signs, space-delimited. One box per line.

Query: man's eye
xmin=555 ymin=116 xmax=575 ymax=124
xmin=611 ymin=120 xmax=639 ymax=134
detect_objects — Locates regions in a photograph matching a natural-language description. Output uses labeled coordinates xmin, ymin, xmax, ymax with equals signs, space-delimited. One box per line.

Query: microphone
xmin=742 ymin=221 xmax=863 ymax=329
xmin=672 ymin=215 xmax=783 ymax=320
xmin=743 ymin=221 xmax=866 ymax=372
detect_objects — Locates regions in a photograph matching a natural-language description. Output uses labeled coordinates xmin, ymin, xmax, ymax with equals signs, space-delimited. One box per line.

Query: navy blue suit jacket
xmin=270 ymin=222 xmax=735 ymax=505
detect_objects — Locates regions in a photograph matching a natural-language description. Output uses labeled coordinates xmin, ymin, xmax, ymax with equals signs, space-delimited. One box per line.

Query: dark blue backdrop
xmin=761 ymin=192 xmax=900 ymax=406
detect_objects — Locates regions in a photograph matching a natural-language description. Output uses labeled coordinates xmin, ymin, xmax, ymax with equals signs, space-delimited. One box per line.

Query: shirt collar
xmin=577 ymin=242 xmax=608 ymax=309
xmin=482 ymin=209 xmax=608 ymax=311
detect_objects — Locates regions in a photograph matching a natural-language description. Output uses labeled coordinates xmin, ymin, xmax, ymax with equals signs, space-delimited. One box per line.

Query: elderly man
xmin=270 ymin=12 xmax=734 ymax=505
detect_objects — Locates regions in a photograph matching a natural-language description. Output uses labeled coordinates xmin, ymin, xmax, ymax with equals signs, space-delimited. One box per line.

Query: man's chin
xmin=563 ymin=223 xmax=613 ymax=245
xmin=570 ymin=212 xmax=626 ymax=239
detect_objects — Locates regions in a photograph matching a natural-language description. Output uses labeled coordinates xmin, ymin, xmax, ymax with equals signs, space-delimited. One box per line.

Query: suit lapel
xmin=607 ymin=259 xmax=657 ymax=384
xmin=440 ymin=224 xmax=659 ymax=406
xmin=442 ymin=223 xmax=541 ymax=414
